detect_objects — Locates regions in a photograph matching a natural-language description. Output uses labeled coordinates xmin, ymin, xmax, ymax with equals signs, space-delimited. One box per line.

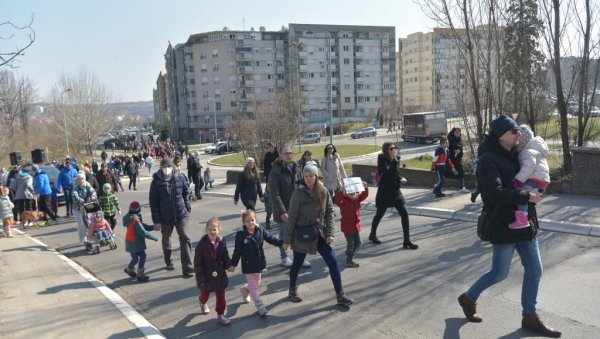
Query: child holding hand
xmin=123 ymin=201 xmax=159 ymax=281
xmin=334 ymin=181 xmax=369 ymax=268
xmin=231 ymin=210 xmax=283 ymax=316
xmin=194 ymin=217 xmax=234 ymax=326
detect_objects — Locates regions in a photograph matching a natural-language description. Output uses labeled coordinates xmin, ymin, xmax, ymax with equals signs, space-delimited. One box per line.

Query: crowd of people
xmin=0 ymin=115 xmax=562 ymax=337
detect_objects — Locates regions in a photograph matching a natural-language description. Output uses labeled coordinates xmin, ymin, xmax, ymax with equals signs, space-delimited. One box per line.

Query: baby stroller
xmin=188 ymin=182 xmax=198 ymax=202
xmin=82 ymin=202 xmax=117 ymax=253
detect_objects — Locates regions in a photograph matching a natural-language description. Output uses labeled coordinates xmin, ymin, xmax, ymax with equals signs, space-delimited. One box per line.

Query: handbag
xmin=371 ymin=171 xmax=383 ymax=186
xmin=295 ymin=223 xmax=319 ymax=243
xmin=477 ymin=204 xmax=500 ymax=242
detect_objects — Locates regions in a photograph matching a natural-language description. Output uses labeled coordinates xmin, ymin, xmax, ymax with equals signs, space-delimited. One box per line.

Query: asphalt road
xmin=23 ymin=176 xmax=600 ymax=338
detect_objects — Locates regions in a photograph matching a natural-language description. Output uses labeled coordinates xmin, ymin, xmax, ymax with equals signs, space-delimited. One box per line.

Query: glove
xmin=512 ymin=178 xmax=524 ymax=188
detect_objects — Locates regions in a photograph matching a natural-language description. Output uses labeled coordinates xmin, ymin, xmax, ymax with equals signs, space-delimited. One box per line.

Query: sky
xmin=2 ymin=0 xmax=435 ymax=103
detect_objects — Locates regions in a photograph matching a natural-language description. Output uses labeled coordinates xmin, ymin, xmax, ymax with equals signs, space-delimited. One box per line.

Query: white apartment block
xmin=152 ymin=71 xmax=168 ymax=127
xmin=160 ymin=24 xmax=396 ymax=142
xmin=399 ymin=28 xmax=489 ymax=115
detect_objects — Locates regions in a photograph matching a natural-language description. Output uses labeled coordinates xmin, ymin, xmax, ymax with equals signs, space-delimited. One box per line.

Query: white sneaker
xmin=302 ymin=259 xmax=311 ymax=268
xmin=240 ymin=286 xmax=251 ymax=303
xmin=200 ymin=303 xmax=210 ymax=314
xmin=280 ymin=257 xmax=293 ymax=267
xmin=459 ymin=187 xmax=470 ymax=194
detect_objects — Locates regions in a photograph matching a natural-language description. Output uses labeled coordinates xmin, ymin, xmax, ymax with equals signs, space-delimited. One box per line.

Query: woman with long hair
xmin=283 ymin=165 xmax=354 ymax=308
xmin=369 ymin=142 xmax=418 ymax=249
xmin=321 ymin=144 xmax=347 ymax=197
xmin=234 ymin=157 xmax=264 ymax=211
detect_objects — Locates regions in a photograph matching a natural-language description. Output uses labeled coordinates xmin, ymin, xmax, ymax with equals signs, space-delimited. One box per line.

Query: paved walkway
xmin=1 ymin=180 xmax=598 ymax=338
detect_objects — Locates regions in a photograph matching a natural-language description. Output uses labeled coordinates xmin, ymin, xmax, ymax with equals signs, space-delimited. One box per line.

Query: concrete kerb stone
xmin=539 ymin=220 xmax=594 ymax=236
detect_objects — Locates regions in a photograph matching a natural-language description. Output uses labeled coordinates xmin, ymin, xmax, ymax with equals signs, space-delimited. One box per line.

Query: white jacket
xmin=515 ymin=136 xmax=550 ymax=184
xmin=321 ymin=154 xmax=347 ymax=192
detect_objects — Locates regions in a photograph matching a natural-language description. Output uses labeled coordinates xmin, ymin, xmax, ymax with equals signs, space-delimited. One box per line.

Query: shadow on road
xmin=38 ymin=281 xmax=95 ymax=294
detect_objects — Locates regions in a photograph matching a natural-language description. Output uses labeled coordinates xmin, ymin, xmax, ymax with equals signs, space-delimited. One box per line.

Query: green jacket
xmin=123 ymin=213 xmax=158 ymax=252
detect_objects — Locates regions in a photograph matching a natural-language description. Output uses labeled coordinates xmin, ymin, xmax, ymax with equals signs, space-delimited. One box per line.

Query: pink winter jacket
xmin=86 ymin=218 xmax=113 ymax=240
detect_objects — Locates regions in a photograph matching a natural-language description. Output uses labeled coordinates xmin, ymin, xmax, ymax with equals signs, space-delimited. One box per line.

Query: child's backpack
xmin=371 ymin=170 xmax=383 ymax=187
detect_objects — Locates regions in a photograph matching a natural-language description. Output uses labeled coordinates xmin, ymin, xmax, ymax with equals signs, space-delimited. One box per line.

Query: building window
xmin=213 ymin=63 xmax=220 ymax=71
xmin=343 ymin=45 xmax=349 ymax=51
xmin=266 ymin=62 xmax=273 ymax=67
xmin=229 ymin=88 xmax=237 ymax=94
xmin=214 ymin=76 xmax=220 ymax=85
xmin=212 ymin=49 xmax=219 ymax=58
xmin=344 ymin=97 xmax=351 ymax=103
xmin=228 ymin=48 xmax=235 ymax=55
xmin=188 ymin=65 xmax=194 ymax=72
xmin=343 ymin=58 xmax=350 ymax=65
xmin=231 ymin=101 xmax=237 ymax=107
xmin=214 ymin=89 xmax=221 ymax=98
xmin=200 ymin=51 xmax=207 ymax=59
xmin=253 ymin=48 xmax=260 ymax=54
xmin=277 ymin=73 xmax=284 ymax=80
xmin=267 ymin=74 xmax=273 ymax=80
xmin=189 ymin=78 xmax=195 ymax=85
xmin=190 ymin=91 xmax=196 ymax=97
xmin=266 ymin=48 xmax=273 ymax=54
xmin=216 ymin=102 xmax=222 ymax=110
xmin=229 ymin=61 xmax=236 ymax=69
xmin=268 ymin=87 xmax=274 ymax=93
xmin=255 ymin=61 xmax=260 ymax=67
xmin=344 ymin=84 xmax=351 ymax=90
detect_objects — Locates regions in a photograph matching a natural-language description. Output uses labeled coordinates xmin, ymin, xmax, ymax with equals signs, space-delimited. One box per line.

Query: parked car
xmin=205 ymin=141 xmax=227 ymax=154
xmin=216 ymin=140 xmax=241 ymax=154
xmin=350 ymin=127 xmax=377 ymax=139
xmin=28 ymin=165 xmax=66 ymax=205
xmin=300 ymin=133 xmax=321 ymax=144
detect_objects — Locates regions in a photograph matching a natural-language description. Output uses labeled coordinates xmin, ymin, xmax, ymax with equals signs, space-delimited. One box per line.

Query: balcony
xmin=383 ymin=64 xmax=390 ymax=71
xmin=299 ymin=65 xmax=308 ymax=71
xmin=356 ymin=64 xmax=364 ymax=70
xmin=276 ymin=53 xmax=284 ymax=59
xmin=355 ymin=52 xmax=364 ymax=58
xmin=276 ymin=66 xmax=285 ymax=73
xmin=277 ymin=79 xmax=287 ymax=86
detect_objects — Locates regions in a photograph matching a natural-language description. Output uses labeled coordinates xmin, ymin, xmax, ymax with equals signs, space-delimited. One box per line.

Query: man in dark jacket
xmin=262 ymin=142 xmax=278 ymax=229
xmin=96 ymin=163 xmax=116 ymax=196
xmin=268 ymin=145 xmax=310 ymax=268
xmin=187 ymin=151 xmax=203 ymax=199
xmin=457 ymin=115 xmax=560 ymax=338
xmin=149 ymin=157 xmax=194 ymax=277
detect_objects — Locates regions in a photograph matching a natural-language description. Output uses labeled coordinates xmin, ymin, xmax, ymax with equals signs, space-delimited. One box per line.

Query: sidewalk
xmin=0 ymin=230 xmax=164 ymax=339
xmin=202 ymin=182 xmax=600 ymax=237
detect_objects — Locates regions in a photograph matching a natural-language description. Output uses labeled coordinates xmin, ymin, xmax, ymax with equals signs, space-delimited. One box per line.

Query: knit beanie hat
xmin=95 ymin=210 xmax=104 ymax=218
xmin=517 ymin=124 xmax=534 ymax=151
xmin=490 ymin=115 xmax=519 ymax=138
xmin=160 ymin=157 xmax=174 ymax=167
xmin=303 ymin=164 xmax=319 ymax=177
xmin=129 ymin=201 xmax=141 ymax=214
xmin=77 ymin=171 xmax=86 ymax=180
xmin=244 ymin=157 xmax=255 ymax=166
xmin=102 ymin=183 xmax=112 ymax=191
xmin=31 ymin=164 xmax=40 ymax=173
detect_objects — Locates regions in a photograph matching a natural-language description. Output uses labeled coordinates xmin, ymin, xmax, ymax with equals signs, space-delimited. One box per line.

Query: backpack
xmin=371 ymin=170 xmax=383 ymax=187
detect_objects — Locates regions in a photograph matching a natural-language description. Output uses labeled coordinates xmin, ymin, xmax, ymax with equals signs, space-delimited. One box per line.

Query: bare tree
xmin=0 ymin=14 xmax=35 ymax=68
xmin=51 ymin=69 xmax=115 ymax=155
xmin=0 ymin=70 xmax=36 ymax=137
xmin=229 ymin=93 xmax=301 ymax=168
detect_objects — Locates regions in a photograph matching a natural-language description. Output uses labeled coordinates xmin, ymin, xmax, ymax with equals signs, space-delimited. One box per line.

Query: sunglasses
xmin=390 ymin=147 xmax=397 ymax=150
xmin=326 ymin=147 xmax=333 ymax=150
xmin=511 ymin=129 xmax=520 ymax=135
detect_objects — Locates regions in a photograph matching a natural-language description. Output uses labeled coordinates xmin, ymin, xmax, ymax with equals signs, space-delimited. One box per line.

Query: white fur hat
xmin=244 ymin=157 xmax=255 ymax=166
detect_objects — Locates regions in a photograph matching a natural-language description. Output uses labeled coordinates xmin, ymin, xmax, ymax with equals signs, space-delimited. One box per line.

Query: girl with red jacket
xmin=334 ymin=181 xmax=368 ymax=268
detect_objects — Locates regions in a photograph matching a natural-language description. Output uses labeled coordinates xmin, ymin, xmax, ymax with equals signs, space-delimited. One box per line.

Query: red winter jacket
xmin=334 ymin=187 xmax=369 ymax=235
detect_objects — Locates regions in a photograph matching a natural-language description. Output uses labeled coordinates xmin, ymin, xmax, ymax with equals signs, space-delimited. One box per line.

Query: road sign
xmin=372 ymin=121 xmax=379 ymax=128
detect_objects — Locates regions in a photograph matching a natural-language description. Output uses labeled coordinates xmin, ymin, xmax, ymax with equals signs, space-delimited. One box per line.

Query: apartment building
xmin=159 ymin=24 xmax=397 ymax=142
xmin=398 ymin=28 xmax=484 ymax=115
xmin=152 ymin=71 xmax=168 ymax=127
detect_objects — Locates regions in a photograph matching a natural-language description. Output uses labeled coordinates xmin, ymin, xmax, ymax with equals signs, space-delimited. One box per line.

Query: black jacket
xmin=234 ymin=172 xmax=264 ymax=204
xmin=375 ymin=153 xmax=405 ymax=207
xmin=262 ymin=151 xmax=279 ymax=183
xmin=447 ymin=128 xmax=464 ymax=165
xmin=477 ymin=135 xmax=538 ymax=244
xmin=149 ymin=170 xmax=191 ymax=225
xmin=268 ymin=159 xmax=300 ymax=222
xmin=231 ymin=226 xmax=282 ymax=273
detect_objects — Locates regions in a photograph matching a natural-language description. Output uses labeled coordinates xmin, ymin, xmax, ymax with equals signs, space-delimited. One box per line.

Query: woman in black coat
xmin=447 ymin=127 xmax=469 ymax=192
xmin=234 ymin=157 xmax=264 ymax=211
xmin=369 ymin=142 xmax=417 ymax=249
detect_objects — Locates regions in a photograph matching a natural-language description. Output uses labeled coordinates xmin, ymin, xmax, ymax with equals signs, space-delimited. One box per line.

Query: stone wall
xmin=352 ymin=164 xmax=476 ymax=188
xmin=571 ymin=148 xmax=600 ymax=195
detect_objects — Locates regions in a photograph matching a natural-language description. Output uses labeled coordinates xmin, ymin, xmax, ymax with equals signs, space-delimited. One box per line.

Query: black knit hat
xmin=490 ymin=115 xmax=519 ymax=138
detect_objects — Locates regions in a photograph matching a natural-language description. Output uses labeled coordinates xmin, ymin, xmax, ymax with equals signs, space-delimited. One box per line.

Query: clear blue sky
xmin=2 ymin=0 xmax=435 ymax=103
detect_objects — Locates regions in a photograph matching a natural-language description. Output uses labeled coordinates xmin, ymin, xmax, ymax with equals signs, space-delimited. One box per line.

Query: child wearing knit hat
xmin=510 ymin=125 xmax=550 ymax=229
xmin=123 ymin=201 xmax=159 ymax=281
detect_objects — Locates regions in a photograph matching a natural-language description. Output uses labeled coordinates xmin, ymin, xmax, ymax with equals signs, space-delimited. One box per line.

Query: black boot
xmin=288 ymin=287 xmax=302 ymax=303
xmin=522 ymin=313 xmax=561 ymax=338
xmin=368 ymin=233 xmax=381 ymax=245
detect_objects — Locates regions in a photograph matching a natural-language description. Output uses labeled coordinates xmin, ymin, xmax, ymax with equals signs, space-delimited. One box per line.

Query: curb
xmin=197 ymin=191 xmax=600 ymax=238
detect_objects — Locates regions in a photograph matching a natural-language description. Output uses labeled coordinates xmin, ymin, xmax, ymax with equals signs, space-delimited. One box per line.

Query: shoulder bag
xmin=477 ymin=204 xmax=500 ymax=242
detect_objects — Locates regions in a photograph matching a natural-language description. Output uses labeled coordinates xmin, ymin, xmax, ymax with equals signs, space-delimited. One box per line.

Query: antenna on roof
xmin=242 ymin=17 xmax=246 ymax=31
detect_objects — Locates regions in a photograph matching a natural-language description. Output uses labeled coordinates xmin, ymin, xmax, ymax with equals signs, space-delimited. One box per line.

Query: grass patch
xmin=536 ymin=116 xmax=600 ymax=140
xmin=211 ymin=144 xmax=380 ymax=166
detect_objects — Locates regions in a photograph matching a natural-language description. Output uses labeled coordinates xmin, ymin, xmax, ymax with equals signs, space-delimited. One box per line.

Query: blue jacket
xmin=123 ymin=213 xmax=159 ymax=252
xmin=33 ymin=171 xmax=52 ymax=196
xmin=57 ymin=167 xmax=78 ymax=190
xmin=149 ymin=170 xmax=190 ymax=225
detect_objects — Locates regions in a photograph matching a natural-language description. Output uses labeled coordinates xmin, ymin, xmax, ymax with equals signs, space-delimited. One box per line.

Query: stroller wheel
xmin=85 ymin=243 xmax=92 ymax=251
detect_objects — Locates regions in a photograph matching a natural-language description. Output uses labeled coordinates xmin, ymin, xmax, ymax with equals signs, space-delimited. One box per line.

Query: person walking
xmin=334 ymin=181 xmax=368 ymax=268
xmin=283 ymin=165 xmax=354 ymax=308
xmin=261 ymin=142 xmax=278 ymax=229
xmin=124 ymin=158 xmax=139 ymax=191
xmin=187 ymin=151 xmax=204 ymax=199
xmin=32 ymin=165 xmax=58 ymax=225
xmin=321 ymin=144 xmax=347 ymax=197
xmin=145 ymin=154 xmax=154 ymax=174
xmin=447 ymin=127 xmax=470 ymax=193
xmin=268 ymin=145 xmax=311 ymax=268
xmin=369 ymin=142 xmax=418 ymax=249
xmin=72 ymin=173 xmax=97 ymax=245
xmin=96 ymin=163 xmax=116 ymax=196
xmin=14 ymin=164 xmax=35 ymax=227
xmin=431 ymin=137 xmax=458 ymax=198
xmin=234 ymin=157 xmax=264 ymax=211
xmin=57 ymin=160 xmax=78 ymax=217
xmin=457 ymin=115 xmax=561 ymax=338
xmin=123 ymin=201 xmax=159 ymax=282
xmin=149 ymin=158 xmax=194 ymax=277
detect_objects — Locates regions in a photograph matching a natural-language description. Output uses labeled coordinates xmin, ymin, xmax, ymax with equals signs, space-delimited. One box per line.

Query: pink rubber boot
xmin=509 ymin=211 xmax=530 ymax=229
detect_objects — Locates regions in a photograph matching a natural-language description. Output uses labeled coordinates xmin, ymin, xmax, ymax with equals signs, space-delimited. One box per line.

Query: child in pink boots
xmin=511 ymin=125 xmax=550 ymax=229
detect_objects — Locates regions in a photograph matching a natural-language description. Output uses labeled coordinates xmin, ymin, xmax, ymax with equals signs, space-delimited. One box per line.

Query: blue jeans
xmin=276 ymin=221 xmax=288 ymax=259
xmin=434 ymin=170 xmax=445 ymax=191
xmin=466 ymin=239 xmax=543 ymax=315
xmin=63 ymin=188 xmax=73 ymax=213
xmin=95 ymin=230 xmax=109 ymax=241
xmin=128 ymin=251 xmax=147 ymax=270
xmin=290 ymin=236 xmax=343 ymax=294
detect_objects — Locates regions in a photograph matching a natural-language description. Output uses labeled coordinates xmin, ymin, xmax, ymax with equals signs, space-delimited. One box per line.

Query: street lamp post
xmin=325 ymin=31 xmax=333 ymax=145
xmin=61 ymin=88 xmax=72 ymax=155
